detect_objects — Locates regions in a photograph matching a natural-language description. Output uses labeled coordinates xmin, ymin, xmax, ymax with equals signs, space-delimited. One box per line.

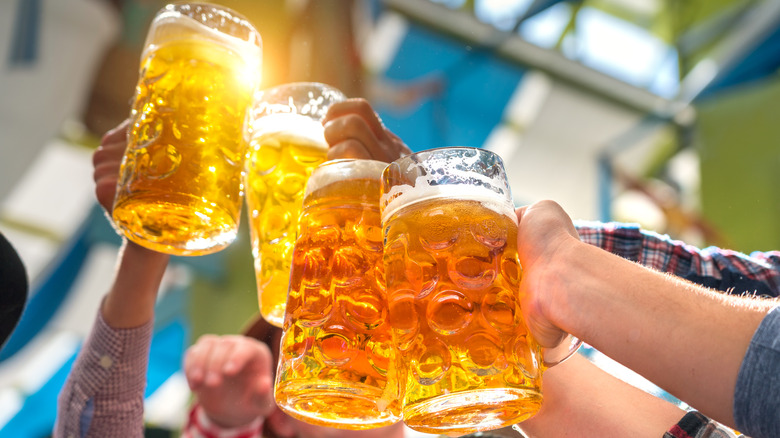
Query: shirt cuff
xmin=186 ymin=403 xmax=264 ymax=438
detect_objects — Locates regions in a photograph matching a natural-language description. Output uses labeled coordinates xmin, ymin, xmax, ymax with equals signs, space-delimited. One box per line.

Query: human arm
xmin=54 ymin=120 xmax=170 ymax=438
xmin=575 ymin=221 xmax=780 ymax=297
xmin=93 ymin=118 xmax=171 ymax=328
xmin=517 ymin=353 xmax=688 ymax=438
xmin=322 ymin=98 xmax=411 ymax=162
xmin=90 ymin=118 xmax=170 ymax=327
xmin=517 ymin=353 xmax=743 ymax=438
xmin=180 ymin=334 xmax=275 ymax=438
xmin=517 ymin=200 xmax=778 ymax=433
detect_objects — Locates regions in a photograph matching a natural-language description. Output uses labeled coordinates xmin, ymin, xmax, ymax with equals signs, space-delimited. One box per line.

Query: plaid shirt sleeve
xmin=181 ymin=403 xmax=264 ymax=438
xmin=665 ymin=411 xmax=745 ymax=438
xmin=575 ymin=221 xmax=780 ymax=298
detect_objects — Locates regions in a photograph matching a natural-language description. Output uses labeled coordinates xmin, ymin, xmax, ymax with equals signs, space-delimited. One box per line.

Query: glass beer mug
xmin=112 ymin=3 xmax=262 ymax=256
xmin=274 ymin=159 xmax=402 ymax=429
xmin=380 ymin=147 xmax=581 ymax=435
xmin=245 ymin=82 xmax=346 ymax=327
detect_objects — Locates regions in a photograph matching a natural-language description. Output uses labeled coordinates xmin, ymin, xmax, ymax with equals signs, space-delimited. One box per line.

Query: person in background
xmin=56 ymin=99 xmax=771 ymax=438
xmin=0 ymin=231 xmax=28 ymax=351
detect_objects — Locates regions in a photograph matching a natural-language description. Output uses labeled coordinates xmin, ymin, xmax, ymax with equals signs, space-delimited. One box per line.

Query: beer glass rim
xmin=398 ymin=145 xmax=496 ymax=160
xmin=155 ymin=2 xmax=262 ymax=48
xmin=380 ymin=146 xmax=515 ymax=223
xmin=258 ymin=81 xmax=344 ymax=94
xmin=251 ymin=82 xmax=347 ymax=124
xmin=254 ymin=82 xmax=347 ymax=108
xmin=304 ymin=158 xmax=388 ymax=199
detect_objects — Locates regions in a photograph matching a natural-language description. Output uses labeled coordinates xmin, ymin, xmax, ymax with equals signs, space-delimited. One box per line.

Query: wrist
xmin=194 ymin=404 xmax=264 ymax=433
xmin=541 ymin=235 xmax=593 ymax=335
xmin=101 ymin=239 xmax=170 ymax=329
xmin=122 ymin=239 xmax=170 ymax=264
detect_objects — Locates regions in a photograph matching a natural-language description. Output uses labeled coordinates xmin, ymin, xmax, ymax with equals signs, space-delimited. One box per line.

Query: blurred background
xmin=1 ymin=0 xmax=779 ymax=436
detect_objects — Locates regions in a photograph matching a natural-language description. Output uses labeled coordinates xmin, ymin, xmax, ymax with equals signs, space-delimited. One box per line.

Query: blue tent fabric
xmin=145 ymin=317 xmax=188 ymax=398
xmin=696 ymin=23 xmax=780 ymax=101
xmin=0 ymin=217 xmax=93 ymax=362
xmin=0 ymin=354 xmax=77 ymax=438
xmin=376 ymin=22 xmax=525 ymax=152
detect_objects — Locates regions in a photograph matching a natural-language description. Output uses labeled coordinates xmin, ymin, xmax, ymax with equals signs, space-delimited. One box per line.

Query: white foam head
xmin=145 ymin=4 xmax=262 ymax=70
xmin=304 ymin=159 xmax=388 ymax=198
xmin=250 ymin=113 xmax=327 ymax=148
xmin=380 ymin=147 xmax=516 ymax=223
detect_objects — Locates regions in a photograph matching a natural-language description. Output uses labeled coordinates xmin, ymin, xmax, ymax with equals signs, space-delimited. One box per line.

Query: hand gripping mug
xmin=112 ymin=3 xmax=262 ymax=256
xmin=274 ymin=159 xmax=403 ymax=429
xmin=380 ymin=147 xmax=581 ymax=435
xmin=245 ymin=82 xmax=346 ymax=327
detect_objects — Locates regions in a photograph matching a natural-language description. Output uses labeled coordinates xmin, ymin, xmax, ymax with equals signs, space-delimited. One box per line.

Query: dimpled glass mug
xmin=380 ymin=147 xmax=581 ymax=435
xmin=274 ymin=159 xmax=403 ymax=429
xmin=112 ymin=2 xmax=262 ymax=256
xmin=244 ymin=82 xmax=346 ymax=327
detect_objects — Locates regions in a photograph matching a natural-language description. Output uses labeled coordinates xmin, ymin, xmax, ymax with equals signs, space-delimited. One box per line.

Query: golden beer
xmin=245 ymin=115 xmax=328 ymax=327
xmin=274 ymin=159 xmax=402 ymax=429
xmin=380 ymin=147 xmax=543 ymax=435
xmin=113 ymin=3 xmax=261 ymax=256
xmin=245 ymin=83 xmax=345 ymax=327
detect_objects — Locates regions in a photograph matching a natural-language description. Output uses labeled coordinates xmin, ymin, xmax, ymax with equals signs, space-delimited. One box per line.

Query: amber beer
xmin=112 ymin=3 xmax=262 ymax=256
xmin=274 ymin=159 xmax=402 ymax=429
xmin=245 ymin=83 xmax=345 ymax=327
xmin=381 ymin=147 xmax=544 ymax=435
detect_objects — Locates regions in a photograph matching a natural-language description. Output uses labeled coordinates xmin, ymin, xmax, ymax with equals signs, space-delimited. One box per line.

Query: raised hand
xmin=323 ymin=98 xmax=411 ymax=163
xmin=515 ymin=200 xmax=581 ymax=350
xmin=92 ymin=119 xmax=130 ymax=214
xmin=184 ymin=334 xmax=276 ymax=429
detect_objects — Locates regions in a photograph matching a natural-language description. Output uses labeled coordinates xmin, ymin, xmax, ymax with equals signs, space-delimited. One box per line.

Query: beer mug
xmin=274 ymin=159 xmax=402 ymax=429
xmin=112 ymin=3 xmax=262 ymax=256
xmin=245 ymin=82 xmax=346 ymax=327
xmin=380 ymin=147 xmax=580 ymax=435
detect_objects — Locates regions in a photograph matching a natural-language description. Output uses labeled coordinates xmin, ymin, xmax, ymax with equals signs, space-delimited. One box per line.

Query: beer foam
xmin=144 ymin=8 xmax=262 ymax=69
xmin=304 ymin=159 xmax=388 ymax=197
xmin=381 ymin=176 xmax=517 ymax=225
xmin=380 ymin=148 xmax=516 ymax=223
xmin=250 ymin=113 xmax=328 ymax=148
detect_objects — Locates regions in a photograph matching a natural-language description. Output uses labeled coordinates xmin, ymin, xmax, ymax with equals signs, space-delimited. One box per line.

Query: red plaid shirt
xmin=575 ymin=221 xmax=780 ymax=298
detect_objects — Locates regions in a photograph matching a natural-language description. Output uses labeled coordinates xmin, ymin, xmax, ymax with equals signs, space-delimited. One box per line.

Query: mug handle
xmin=541 ymin=333 xmax=582 ymax=368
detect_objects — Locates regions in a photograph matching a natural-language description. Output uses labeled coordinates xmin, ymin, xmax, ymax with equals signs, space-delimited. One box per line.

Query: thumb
xmin=515 ymin=205 xmax=529 ymax=223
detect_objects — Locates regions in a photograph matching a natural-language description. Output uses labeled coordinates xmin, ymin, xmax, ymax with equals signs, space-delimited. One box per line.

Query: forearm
xmin=102 ymin=241 xmax=169 ymax=328
xmin=551 ymin=238 xmax=775 ymax=428
xmin=519 ymin=354 xmax=686 ymax=437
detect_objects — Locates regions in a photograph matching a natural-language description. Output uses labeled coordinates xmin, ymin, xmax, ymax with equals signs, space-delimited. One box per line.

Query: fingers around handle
xmin=542 ymin=333 xmax=582 ymax=368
